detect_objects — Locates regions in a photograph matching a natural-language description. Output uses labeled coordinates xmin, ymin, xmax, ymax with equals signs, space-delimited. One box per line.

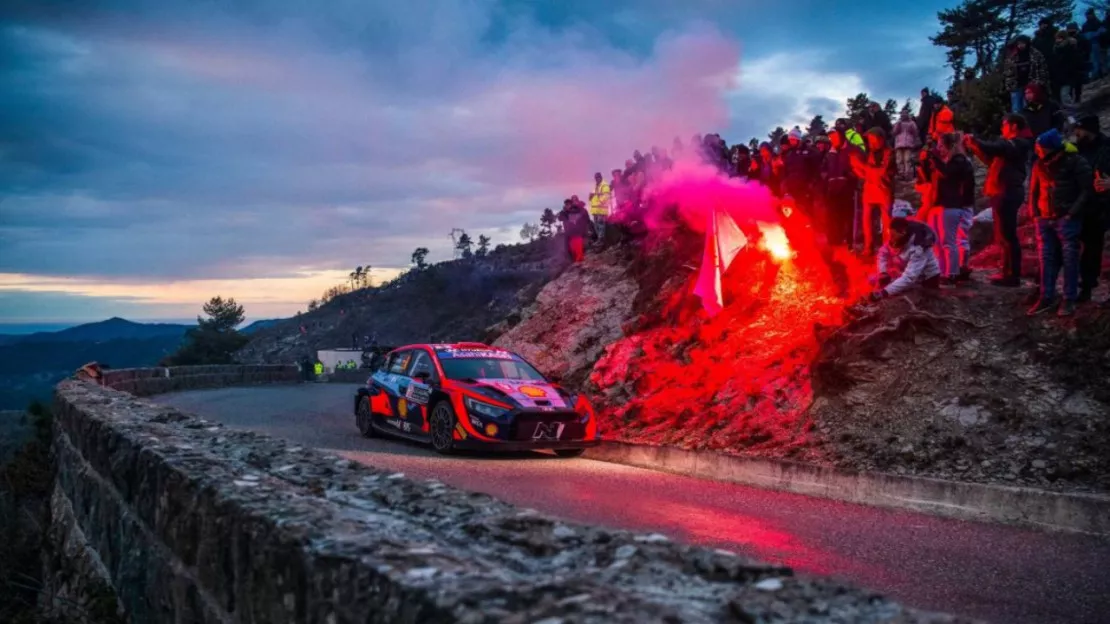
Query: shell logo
xmin=519 ymin=386 xmax=548 ymax=398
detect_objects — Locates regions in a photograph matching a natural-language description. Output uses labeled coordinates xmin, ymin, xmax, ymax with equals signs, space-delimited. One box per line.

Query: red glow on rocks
xmin=592 ymin=164 xmax=872 ymax=456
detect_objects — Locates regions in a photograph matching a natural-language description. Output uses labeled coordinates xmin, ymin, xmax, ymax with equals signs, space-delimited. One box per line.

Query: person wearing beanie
xmin=1073 ymin=114 xmax=1110 ymax=304
xmin=851 ymin=127 xmax=896 ymax=255
xmin=1051 ymin=27 xmax=1084 ymax=105
xmin=1020 ymin=82 xmax=1065 ymax=139
xmin=782 ymin=127 xmax=822 ymax=216
xmin=1027 ymin=128 xmax=1093 ymax=316
xmin=820 ymin=129 xmax=861 ymax=247
xmin=964 ymin=114 xmax=1034 ymax=286
xmin=871 ymin=216 xmax=941 ymax=300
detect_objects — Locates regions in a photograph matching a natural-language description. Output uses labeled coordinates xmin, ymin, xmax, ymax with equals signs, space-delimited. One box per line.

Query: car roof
xmin=390 ymin=342 xmax=511 ymax=354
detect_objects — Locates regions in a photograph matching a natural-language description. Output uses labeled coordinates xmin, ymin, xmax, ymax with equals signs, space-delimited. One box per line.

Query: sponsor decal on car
xmin=405 ymin=382 xmax=431 ymax=405
xmin=532 ymin=422 xmax=565 ymax=440
xmin=475 ymin=379 xmax=568 ymax=409
xmin=398 ymin=399 xmax=408 ymax=418
xmin=436 ymin=348 xmax=516 ymax=360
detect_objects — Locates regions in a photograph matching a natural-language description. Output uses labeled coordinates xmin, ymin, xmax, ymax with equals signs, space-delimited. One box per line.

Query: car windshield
xmin=438 ymin=357 xmax=546 ymax=381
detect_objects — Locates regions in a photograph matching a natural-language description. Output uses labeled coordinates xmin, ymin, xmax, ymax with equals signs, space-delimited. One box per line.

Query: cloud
xmin=0 ymin=0 xmax=952 ymax=321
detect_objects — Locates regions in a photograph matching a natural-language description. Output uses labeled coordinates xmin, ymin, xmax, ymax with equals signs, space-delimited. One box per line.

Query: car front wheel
xmin=430 ymin=401 xmax=457 ymax=455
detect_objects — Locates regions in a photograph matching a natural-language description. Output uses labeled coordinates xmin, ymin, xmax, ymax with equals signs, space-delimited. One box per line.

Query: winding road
xmin=158 ymin=384 xmax=1110 ymax=624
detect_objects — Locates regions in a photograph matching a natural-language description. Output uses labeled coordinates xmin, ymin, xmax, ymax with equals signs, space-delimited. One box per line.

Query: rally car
xmin=353 ymin=342 xmax=600 ymax=456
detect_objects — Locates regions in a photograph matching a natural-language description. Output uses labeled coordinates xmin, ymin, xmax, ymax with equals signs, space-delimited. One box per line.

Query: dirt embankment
xmin=496 ymin=200 xmax=1110 ymax=495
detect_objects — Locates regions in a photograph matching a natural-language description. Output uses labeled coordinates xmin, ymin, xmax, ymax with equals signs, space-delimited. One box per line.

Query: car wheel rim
xmin=357 ymin=401 xmax=371 ymax=433
xmin=431 ymin=406 xmax=452 ymax=450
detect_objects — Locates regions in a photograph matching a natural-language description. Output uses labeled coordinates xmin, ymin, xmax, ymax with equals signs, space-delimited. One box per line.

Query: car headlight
xmin=464 ymin=396 xmax=510 ymax=420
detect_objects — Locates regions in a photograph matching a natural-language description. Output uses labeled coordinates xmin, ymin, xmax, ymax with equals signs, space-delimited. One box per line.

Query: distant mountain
xmin=0 ymin=317 xmax=193 ymax=346
xmin=0 ymin=317 xmax=195 ymax=410
xmin=240 ymin=319 xmax=281 ymax=334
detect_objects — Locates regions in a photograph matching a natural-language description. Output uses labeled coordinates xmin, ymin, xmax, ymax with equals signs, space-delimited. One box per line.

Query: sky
xmin=0 ymin=0 xmax=959 ymax=325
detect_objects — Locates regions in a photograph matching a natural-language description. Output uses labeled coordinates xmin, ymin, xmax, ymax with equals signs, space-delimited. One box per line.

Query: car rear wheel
xmin=554 ymin=449 xmax=585 ymax=458
xmin=430 ymin=401 xmax=457 ymax=455
xmin=356 ymin=397 xmax=375 ymax=438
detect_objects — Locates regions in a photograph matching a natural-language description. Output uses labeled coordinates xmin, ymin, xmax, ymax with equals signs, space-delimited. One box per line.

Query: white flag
xmin=693 ymin=207 xmax=747 ymax=316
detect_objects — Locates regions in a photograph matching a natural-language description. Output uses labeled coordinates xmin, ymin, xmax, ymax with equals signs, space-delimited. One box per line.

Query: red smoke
xmin=591 ymin=161 xmax=873 ymax=454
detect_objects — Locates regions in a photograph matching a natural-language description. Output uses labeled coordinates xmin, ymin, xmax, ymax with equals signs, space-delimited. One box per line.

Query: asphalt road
xmin=158 ymin=384 xmax=1110 ymax=624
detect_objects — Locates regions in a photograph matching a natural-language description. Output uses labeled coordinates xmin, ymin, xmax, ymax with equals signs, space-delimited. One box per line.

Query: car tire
xmin=356 ymin=397 xmax=376 ymax=438
xmin=430 ymin=401 xmax=458 ymax=455
xmin=554 ymin=449 xmax=585 ymax=458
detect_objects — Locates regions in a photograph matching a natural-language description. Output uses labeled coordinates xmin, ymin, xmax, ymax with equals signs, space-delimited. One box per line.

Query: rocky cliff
xmin=495 ymin=197 xmax=1110 ymax=496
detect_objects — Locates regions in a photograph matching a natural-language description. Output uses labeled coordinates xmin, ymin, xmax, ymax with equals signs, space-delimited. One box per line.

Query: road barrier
xmin=585 ymin=441 xmax=1110 ymax=537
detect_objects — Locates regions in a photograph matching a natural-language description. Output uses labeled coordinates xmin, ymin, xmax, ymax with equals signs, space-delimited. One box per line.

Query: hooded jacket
xmin=1003 ymin=38 xmax=1050 ymax=91
xmin=966 ymin=134 xmax=1032 ymax=199
xmin=929 ymin=104 xmax=956 ymax=139
xmin=878 ymin=221 xmax=941 ymax=295
xmin=1021 ymin=90 xmax=1065 ymax=141
xmin=893 ymin=119 xmax=920 ymax=149
xmin=1028 ymin=147 xmax=1093 ymax=219
xmin=558 ymin=202 xmax=596 ymax=238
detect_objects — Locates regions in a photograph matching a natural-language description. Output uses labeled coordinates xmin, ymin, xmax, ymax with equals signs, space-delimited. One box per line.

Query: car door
xmin=400 ymin=350 xmax=436 ymax=434
xmin=370 ymin=349 xmax=414 ymax=431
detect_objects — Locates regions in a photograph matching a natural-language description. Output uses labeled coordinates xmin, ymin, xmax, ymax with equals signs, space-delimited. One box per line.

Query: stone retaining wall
xmin=45 ymin=379 xmax=966 ymax=623
xmin=100 ymin=365 xmax=299 ymax=396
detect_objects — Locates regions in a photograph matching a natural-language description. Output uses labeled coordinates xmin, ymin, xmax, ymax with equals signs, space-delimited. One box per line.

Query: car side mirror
xmin=413 ymin=370 xmax=432 ymax=382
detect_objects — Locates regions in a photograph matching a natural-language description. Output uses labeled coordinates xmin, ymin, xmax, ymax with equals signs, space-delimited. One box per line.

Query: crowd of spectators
xmin=555 ymin=13 xmax=1107 ymax=318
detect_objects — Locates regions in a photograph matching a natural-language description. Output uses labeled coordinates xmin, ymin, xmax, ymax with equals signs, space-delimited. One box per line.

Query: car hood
xmin=469 ymin=378 xmax=570 ymax=410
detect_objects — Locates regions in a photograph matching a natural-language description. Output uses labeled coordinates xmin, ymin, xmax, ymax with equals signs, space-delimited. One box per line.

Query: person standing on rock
xmin=850 ymin=127 xmax=895 ymax=255
xmin=1027 ymin=129 xmax=1092 ymax=317
xmin=917 ymin=88 xmax=939 ymax=145
xmin=922 ymin=133 xmax=976 ymax=285
xmin=1019 ymin=83 xmax=1064 ymax=140
xmin=1073 ymin=115 xmax=1110 ymax=304
xmin=589 ymin=172 xmax=612 ymax=244
xmin=1004 ymin=35 xmax=1050 ymax=113
xmin=892 ymin=111 xmax=920 ymax=179
xmin=558 ymin=198 xmax=594 ymax=263
xmin=821 ymin=129 xmax=859 ymax=247
xmin=964 ymin=114 xmax=1034 ymax=287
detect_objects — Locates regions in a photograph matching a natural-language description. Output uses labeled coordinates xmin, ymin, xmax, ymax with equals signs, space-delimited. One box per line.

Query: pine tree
xmin=807 ymin=115 xmax=827 ymax=137
xmin=476 ymin=235 xmax=490 ymax=258
xmin=883 ymin=99 xmax=899 ymax=119
xmin=411 ymin=247 xmax=429 ymax=270
xmin=455 ymin=232 xmax=473 ymax=259
xmin=539 ymin=208 xmax=557 ymax=238
xmin=768 ymin=126 xmax=786 ymax=146
xmin=845 ymin=93 xmax=871 ymax=122
xmin=901 ymin=99 xmax=915 ymax=116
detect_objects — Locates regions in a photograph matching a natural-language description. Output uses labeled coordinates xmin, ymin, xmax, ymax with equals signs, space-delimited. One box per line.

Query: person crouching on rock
xmin=558 ymin=198 xmax=595 ymax=263
xmin=871 ymin=215 xmax=942 ymax=301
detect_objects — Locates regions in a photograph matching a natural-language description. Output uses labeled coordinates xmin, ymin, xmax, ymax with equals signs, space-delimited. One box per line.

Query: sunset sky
xmin=0 ymin=0 xmax=955 ymax=325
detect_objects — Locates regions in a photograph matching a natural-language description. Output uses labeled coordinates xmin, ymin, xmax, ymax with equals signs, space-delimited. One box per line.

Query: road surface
xmin=158 ymin=384 xmax=1110 ymax=624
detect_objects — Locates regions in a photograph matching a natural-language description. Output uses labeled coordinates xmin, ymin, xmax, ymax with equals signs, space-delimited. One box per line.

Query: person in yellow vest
xmin=313 ymin=360 xmax=323 ymax=379
xmin=588 ymin=171 xmax=611 ymax=243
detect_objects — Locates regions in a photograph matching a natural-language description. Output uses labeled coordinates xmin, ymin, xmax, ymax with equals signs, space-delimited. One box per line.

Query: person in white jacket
xmin=893 ymin=111 xmax=921 ymax=179
xmin=871 ymin=216 xmax=942 ymax=299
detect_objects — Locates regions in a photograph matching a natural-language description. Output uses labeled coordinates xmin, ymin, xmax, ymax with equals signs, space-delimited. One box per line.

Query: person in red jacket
xmin=929 ymin=99 xmax=956 ymax=141
xmin=851 ymin=127 xmax=896 ymax=255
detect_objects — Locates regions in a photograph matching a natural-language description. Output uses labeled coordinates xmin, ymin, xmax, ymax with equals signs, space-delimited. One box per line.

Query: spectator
xmin=821 ymin=130 xmax=859 ymax=246
xmin=917 ymin=88 xmax=939 ymax=144
xmin=1082 ymin=8 xmax=1106 ymax=80
xmin=652 ymin=145 xmax=674 ymax=171
xmin=1004 ymin=35 xmax=1050 ymax=113
xmin=851 ymin=127 xmax=895 ymax=255
xmin=757 ymin=142 xmax=781 ymax=196
xmin=1019 ymin=82 xmax=1064 ymax=139
xmin=732 ymin=144 xmax=752 ymax=180
xmin=835 ymin=117 xmax=867 ymax=151
xmin=872 ymin=214 xmax=942 ymax=299
xmin=863 ymin=101 xmax=893 ymax=137
xmin=923 ymin=133 xmax=976 ymax=284
xmin=610 ymin=168 xmax=627 ymax=217
xmin=1033 ymin=17 xmax=1057 ymax=60
xmin=1052 ymin=29 xmax=1085 ymax=105
xmin=1073 ymin=114 xmax=1110 ymax=303
xmin=928 ymin=99 xmax=956 ymax=141
xmin=916 ymin=136 xmax=937 ymax=220
xmin=964 ymin=114 xmax=1034 ymax=287
xmin=1067 ymin=22 xmax=1092 ymax=85
xmin=589 ymin=171 xmax=612 ymax=241
xmin=893 ymin=110 xmax=920 ymax=179
xmin=557 ymin=198 xmax=595 ymax=263
xmin=1027 ymin=129 xmax=1092 ymax=317
xmin=781 ymin=127 xmax=821 ymax=216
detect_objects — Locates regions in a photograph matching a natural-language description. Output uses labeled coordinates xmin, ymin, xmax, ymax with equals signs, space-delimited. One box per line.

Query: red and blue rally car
xmin=354 ymin=342 xmax=600 ymax=456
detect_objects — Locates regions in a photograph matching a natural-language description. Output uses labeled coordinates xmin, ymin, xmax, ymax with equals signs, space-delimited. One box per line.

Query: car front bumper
xmin=453 ymin=438 xmax=601 ymax=452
